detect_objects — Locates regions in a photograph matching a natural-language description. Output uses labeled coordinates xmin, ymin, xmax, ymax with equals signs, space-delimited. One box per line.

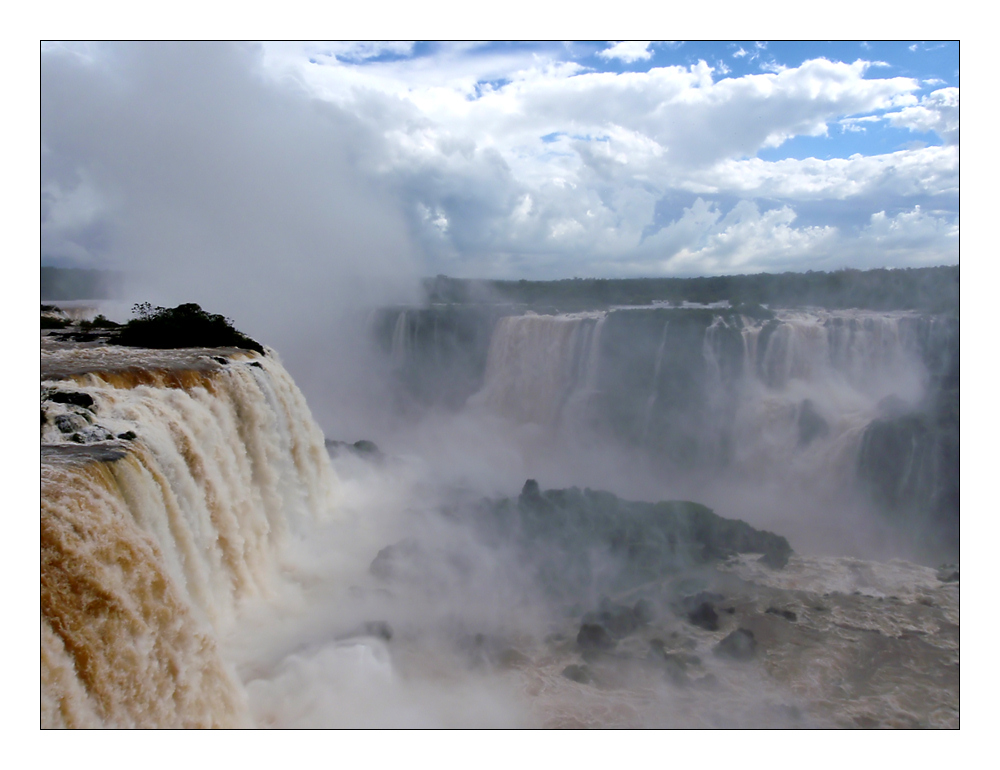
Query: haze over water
xmin=38 ymin=39 xmax=961 ymax=730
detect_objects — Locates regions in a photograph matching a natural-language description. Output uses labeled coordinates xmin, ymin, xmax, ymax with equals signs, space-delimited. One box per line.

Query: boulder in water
xmin=936 ymin=565 xmax=959 ymax=583
xmin=561 ymin=664 xmax=593 ymax=684
xmin=714 ymin=628 xmax=757 ymax=661
xmin=577 ymin=623 xmax=615 ymax=651
xmin=54 ymin=413 xmax=87 ymax=434
xmin=46 ymin=391 xmax=95 ymax=410
xmin=326 ymin=438 xmax=384 ymax=461
xmin=686 ymin=602 xmax=720 ymax=631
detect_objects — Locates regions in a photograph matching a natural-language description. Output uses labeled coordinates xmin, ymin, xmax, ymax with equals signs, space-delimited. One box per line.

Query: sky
xmin=40 ymin=40 xmax=959 ymax=281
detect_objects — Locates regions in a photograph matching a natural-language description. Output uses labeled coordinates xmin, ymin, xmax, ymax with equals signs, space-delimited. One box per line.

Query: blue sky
xmin=41 ymin=41 xmax=959 ymax=282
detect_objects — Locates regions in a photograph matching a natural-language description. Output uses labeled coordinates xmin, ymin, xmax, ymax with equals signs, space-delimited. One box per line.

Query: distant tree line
xmin=423 ymin=265 xmax=959 ymax=313
xmin=41 ymin=267 xmax=123 ymax=300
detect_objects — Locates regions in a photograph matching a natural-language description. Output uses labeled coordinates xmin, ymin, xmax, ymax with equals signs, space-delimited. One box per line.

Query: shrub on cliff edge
xmin=110 ymin=303 xmax=265 ymax=354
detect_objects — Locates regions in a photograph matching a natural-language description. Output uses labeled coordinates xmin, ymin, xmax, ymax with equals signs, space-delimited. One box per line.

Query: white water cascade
xmin=41 ymin=347 xmax=338 ymax=727
xmin=470 ymin=308 xmax=933 ymax=502
xmin=472 ymin=312 xmax=605 ymax=426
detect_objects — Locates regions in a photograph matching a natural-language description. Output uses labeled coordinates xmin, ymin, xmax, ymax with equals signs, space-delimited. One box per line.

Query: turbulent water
xmin=39 ymin=318 xmax=959 ymax=729
xmin=41 ymin=339 xmax=336 ymax=727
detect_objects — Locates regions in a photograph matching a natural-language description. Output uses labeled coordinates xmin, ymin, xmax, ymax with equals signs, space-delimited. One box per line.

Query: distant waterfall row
xmin=41 ymin=353 xmax=337 ymax=727
xmin=473 ymin=308 xmax=944 ymax=431
xmin=466 ymin=307 xmax=956 ymax=549
xmin=473 ymin=312 xmax=605 ymax=425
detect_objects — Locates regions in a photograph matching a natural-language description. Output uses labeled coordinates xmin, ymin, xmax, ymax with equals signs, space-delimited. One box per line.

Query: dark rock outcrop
xmin=473 ymin=482 xmax=792 ymax=604
xmin=46 ymin=391 xmax=95 ymax=410
xmin=561 ymin=664 xmax=593 ymax=684
xmin=714 ymin=629 xmax=757 ymax=661
xmin=686 ymin=602 xmax=720 ymax=631
xmin=577 ymin=623 xmax=615 ymax=651
xmin=326 ymin=438 xmax=384 ymax=461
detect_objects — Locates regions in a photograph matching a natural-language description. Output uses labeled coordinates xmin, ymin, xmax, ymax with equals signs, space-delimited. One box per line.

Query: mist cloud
xmin=41 ymin=42 xmax=420 ymax=331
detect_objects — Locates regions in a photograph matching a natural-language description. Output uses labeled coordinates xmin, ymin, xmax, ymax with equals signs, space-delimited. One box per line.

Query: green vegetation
xmin=41 ymin=316 xmax=71 ymax=329
xmin=110 ymin=303 xmax=265 ymax=354
xmin=79 ymin=314 xmax=120 ymax=331
xmin=423 ymin=265 xmax=959 ymax=313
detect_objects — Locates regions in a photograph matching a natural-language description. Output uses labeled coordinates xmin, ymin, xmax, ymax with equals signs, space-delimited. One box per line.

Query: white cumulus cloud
xmin=597 ymin=41 xmax=654 ymax=63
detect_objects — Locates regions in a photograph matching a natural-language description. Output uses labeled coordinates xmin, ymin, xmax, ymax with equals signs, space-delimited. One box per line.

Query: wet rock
xmin=325 ymin=438 xmax=384 ymax=461
xmin=766 ymin=607 xmax=798 ymax=622
xmin=79 ymin=425 xmax=115 ymax=442
xmin=47 ymin=391 xmax=95 ymax=410
xmin=54 ymin=414 xmax=86 ymax=434
xmin=687 ymin=602 xmax=719 ymax=631
xmin=352 ymin=440 xmax=382 ymax=457
xmin=714 ymin=628 xmax=757 ymax=661
xmin=211 ymin=356 xmax=228 ymax=365
xmin=117 ymin=431 xmax=137 ymax=441
xmin=561 ymin=664 xmax=592 ymax=684
xmin=577 ymin=623 xmax=615 ymax=651
xmin=41 ymin=323 xmax=67 ymax=334
xmin=248 ymin=361 xmax=263 ymax=369
xmin=681 ymin=591 xmax=724 ymax=631
xmin=518 ymin=478 xmax=555 ymax=516
xmin=936 ymin=564 xmax=959 ymax=583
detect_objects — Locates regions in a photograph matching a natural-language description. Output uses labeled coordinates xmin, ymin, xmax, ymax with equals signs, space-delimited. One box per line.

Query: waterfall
xmin=40 ymin=351 xmax=338 ymax=727
xmin=390 ymin=310 xmax=410 ymax=369
xmin=470 ymin=307 xmax=936 ymax=488
xmin=727 ymin=310 xmax=930 ymax=483
xmin=473 ymin=312 xmax=605 ymax=426
xmin=640 ymin=320 xmax=670 ymax=443
xmin=747 ymin=310 xmax=924 ymax=400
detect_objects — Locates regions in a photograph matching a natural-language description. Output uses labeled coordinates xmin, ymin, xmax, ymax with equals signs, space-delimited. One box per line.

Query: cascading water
xmin=468 ymin=306 xmax=956 ymax=555
xmin=40 ymin=344 xmax=338 ymax=727
xmin=390 ymin=310 xmax=411 ymax=369
xmin=476 ymin=309 xmax=928 ymax=452
xmin=472 ymin=312 xmax=605 ymax=427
